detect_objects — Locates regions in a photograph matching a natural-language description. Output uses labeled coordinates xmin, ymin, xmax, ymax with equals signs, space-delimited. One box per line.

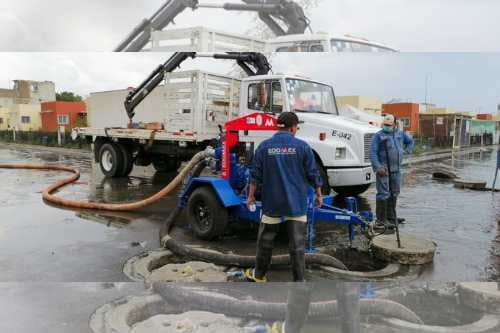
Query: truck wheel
xmin=319 ymin=166 xmax=332 ymax=195
xmin=187 ymin=187 xmax=228 ymax=241
xmin=117 ymin=144 xmax=134 ymax=177
xmin=333 ymin=184 xmax=371 ymax=196
xmin=152 ymin=155 xmax=180 ymax=173
xmin=99 ymin=143 xmax=124 ymax=178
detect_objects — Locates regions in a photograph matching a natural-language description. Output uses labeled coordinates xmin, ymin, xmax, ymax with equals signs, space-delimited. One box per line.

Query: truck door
xmin=245 ymin=80 xmax=283 ymax=114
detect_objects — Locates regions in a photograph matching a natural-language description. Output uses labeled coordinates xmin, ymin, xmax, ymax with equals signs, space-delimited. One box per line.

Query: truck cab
xmin=239 ymin=74 xmax=379 ymax=195
xmin=267 ymin=33 xmax=398 ymax=53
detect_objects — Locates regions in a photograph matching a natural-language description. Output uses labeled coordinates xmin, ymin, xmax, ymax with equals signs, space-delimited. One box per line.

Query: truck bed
xmin=83 ymin=70 xmax=241 ymax=143
xmin=74 ymin=126 xmax=211 ymax=142
xmin=148 ymin=26 xmax=267 ymax=52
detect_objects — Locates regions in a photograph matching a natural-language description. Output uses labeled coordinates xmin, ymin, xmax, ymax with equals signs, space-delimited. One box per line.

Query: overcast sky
xmin=0 ymin=52 xmax=498 ymax=113
xmin=1 ymin=0 xmax=500 ymax=51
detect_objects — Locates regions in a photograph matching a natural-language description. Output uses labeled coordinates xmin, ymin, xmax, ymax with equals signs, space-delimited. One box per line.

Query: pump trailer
xmin=178 ymin=112 xmax=374 ymax=252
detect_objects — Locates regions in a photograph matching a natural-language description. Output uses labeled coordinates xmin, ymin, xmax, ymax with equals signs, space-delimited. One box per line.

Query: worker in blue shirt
xmin=246 ymin=112 xmax=323 ymax=282
xmin=370 ymin=114 xmax=414 ymax=231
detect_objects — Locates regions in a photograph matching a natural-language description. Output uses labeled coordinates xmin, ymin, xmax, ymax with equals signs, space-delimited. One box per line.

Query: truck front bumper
xmin=326 ymin=166 xmax=374 ymax=187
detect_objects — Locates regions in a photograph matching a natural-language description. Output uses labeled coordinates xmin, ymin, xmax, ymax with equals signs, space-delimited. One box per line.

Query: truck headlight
xmin=335 ymin=147 xmax=347 ymax=160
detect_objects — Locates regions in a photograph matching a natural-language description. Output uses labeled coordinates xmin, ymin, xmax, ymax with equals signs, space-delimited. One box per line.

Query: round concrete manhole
xmin=317 ymin=247 xmax=423 ymax=281
xmin=378 ymin=286 xmax=500 ymax=332
xmin=123 ymin=249 xmax=228 ymax=283
xmin=89 ymin=293 xmax=244 ymax=333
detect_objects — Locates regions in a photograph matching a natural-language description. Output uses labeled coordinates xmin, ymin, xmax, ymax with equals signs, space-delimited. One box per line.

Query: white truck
xmin=146 ymin=27 xmax=397 ymax=53
xmin=74 ymin=52 xmax=378 ymax=196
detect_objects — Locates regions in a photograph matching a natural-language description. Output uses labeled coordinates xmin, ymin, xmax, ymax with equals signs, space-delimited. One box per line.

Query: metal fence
xmin=0 ymin=130 xmax=89 ymax=150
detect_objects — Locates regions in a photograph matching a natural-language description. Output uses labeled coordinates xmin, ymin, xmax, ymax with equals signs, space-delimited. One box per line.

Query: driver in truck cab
xmin=250 ymin=81 xmax=271 ymax=112
xmin=245 ymin=112 xmax=323 ymax=282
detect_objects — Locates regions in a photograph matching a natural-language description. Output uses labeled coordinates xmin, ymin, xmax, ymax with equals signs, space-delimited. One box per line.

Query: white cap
xmin=383 ymin=114 xmax=395 ymax=126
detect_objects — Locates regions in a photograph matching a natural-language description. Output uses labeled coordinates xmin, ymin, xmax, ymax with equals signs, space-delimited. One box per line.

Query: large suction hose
xmin=0 ymin=150 xmax=212 ymax=211
xmin=153 ymin=283 xmax=424 ymax=324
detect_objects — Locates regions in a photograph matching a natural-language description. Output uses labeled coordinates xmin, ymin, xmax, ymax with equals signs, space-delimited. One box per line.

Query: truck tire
xmin=152 ymin=155 xmax=180 ymax=173
xmin=99 ymin=143 xmax=124 ymax=178
xmin=187 ymin=187 xmax=228 ymax=241
xmin=117 ymin=144 xmax=134 ymax=177
xmin=319 ymin=166 xmax=332 ymax=195
xmin=333 ymin=184 xmax=371 ymax=196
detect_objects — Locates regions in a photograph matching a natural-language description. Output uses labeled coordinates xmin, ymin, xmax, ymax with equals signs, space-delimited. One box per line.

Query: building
xmin=336 ymin=96 xmax=383 ymax=115
xmin=0 ymin=107 xmax=10 ymax=130
xmin=382 ymin=102 xmax=420 ymax=134
xmin=419 ymin=113 xmax=473 ymax=148
xmin=8 ymin=104 xmax=42 ymax=131
xmin=0 ymin=80 xmax=55 ymax=107
xmin=0 ymin=88 xmax=15 ymax=109
xmin=469 ymin=119 xmax=497 ymax=145
xmin=41 ymin=101 xmax=87 ymax=132
xmin=423 ymin=107 xmax=457 ymax=115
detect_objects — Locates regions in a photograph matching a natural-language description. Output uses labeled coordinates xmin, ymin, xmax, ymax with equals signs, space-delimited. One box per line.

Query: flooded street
xmin=0 ymin=144 xmax=498 ymax=282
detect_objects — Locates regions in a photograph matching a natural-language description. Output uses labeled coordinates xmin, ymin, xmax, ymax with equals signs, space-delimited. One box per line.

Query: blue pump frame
xmin=179 ymin=176 xmax=373 ymax=253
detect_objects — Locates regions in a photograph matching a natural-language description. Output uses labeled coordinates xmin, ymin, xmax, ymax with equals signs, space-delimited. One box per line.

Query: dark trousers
xmin=255 ymin=220 xmax=306 ymax=282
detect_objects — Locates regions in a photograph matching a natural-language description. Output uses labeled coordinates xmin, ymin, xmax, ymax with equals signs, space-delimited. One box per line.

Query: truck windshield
xmin=286 ymin=79 xmax=338 ymax=115
xmin=331 ymin=39 xmax=396 ymax=52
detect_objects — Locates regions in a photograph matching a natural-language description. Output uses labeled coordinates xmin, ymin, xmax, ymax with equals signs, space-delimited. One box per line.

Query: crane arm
xmin=115 ymin=0 xmax=310 ymax=52
xmin=200 ymin=1 xmax=310 ymax=36
xmin=115 ymin=0 xmax=199 ymax=52
xmin=124 ymin=52 xmax=271 ymax=120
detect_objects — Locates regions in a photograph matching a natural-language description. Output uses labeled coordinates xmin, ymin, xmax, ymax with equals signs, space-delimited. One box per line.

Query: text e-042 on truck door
xmin=332 ymin=129 xmax=352 ymax=140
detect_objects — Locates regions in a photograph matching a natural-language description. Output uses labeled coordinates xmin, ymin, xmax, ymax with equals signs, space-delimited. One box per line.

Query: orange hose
xmin=0 ymin=150 xmax=209 ymax=211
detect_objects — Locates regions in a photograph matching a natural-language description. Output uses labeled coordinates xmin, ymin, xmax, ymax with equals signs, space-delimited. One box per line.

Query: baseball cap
xmin=383 ymin=114 xmax=395 ymax=126
xmin=277 ymin=112 xmax=299 ymax=128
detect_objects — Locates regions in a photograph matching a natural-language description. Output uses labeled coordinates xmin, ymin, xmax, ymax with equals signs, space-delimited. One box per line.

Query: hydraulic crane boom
xmin=115 ymin=0 xmax=310 ymax=52
xmin=124 ymin=52 xmax=271 ymax=120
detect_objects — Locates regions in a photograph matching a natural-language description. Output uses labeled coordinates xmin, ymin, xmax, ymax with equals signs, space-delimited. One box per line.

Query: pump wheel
xmin=99 ymin=143 xmax=125 ymax=178
xmin=152 ymin=155 xmax=180 ymax=173
xmin=187 ymin=187 xmax=228 ymax=240
xmin=333 ymin=184 xmax=371 ymax=196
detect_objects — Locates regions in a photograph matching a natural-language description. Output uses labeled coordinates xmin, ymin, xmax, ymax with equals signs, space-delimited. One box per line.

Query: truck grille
xmin=364 ymin=133 xmax=374 ymax=163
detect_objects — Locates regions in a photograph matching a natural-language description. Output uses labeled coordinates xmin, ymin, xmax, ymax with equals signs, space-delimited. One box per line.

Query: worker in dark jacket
xmin=370 ymin=114 xmax=414 ymax=230
xmin=246 ymin=112 xmax=323 ymax=282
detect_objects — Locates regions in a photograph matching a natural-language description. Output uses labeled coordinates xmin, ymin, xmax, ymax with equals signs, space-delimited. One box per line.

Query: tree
xmin=56 ymin=91 xmax=83 ymax=102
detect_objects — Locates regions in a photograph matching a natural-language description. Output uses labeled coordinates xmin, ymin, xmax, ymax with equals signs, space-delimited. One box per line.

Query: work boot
xmin=271 ymin=322 xmax=284 ymax=333
xmin=244 ymin=268 xmax=267 ymax=283
xmin=254 ymin=223 xmax=279 ymax=281
xmin=375 ymin=200 xmax=395 ymax=234
xmin=286 ymin=220 xmax=306 ymax=282
xmin=375 ymin=200 xmax=388 ymax=228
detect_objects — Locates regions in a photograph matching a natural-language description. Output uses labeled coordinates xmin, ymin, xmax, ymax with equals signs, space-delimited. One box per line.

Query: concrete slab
xmin=453 ymin=179 xmax=487 ymax=190
xmin=372 ymin=234 xmax=437 ymax=265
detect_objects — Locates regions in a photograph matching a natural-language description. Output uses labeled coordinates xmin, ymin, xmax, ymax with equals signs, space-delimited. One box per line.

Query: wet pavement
xmin=0 ymin=282 xmax=145 ymax=333
xmin=0 ymin=144 xmax=499 ymax=282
